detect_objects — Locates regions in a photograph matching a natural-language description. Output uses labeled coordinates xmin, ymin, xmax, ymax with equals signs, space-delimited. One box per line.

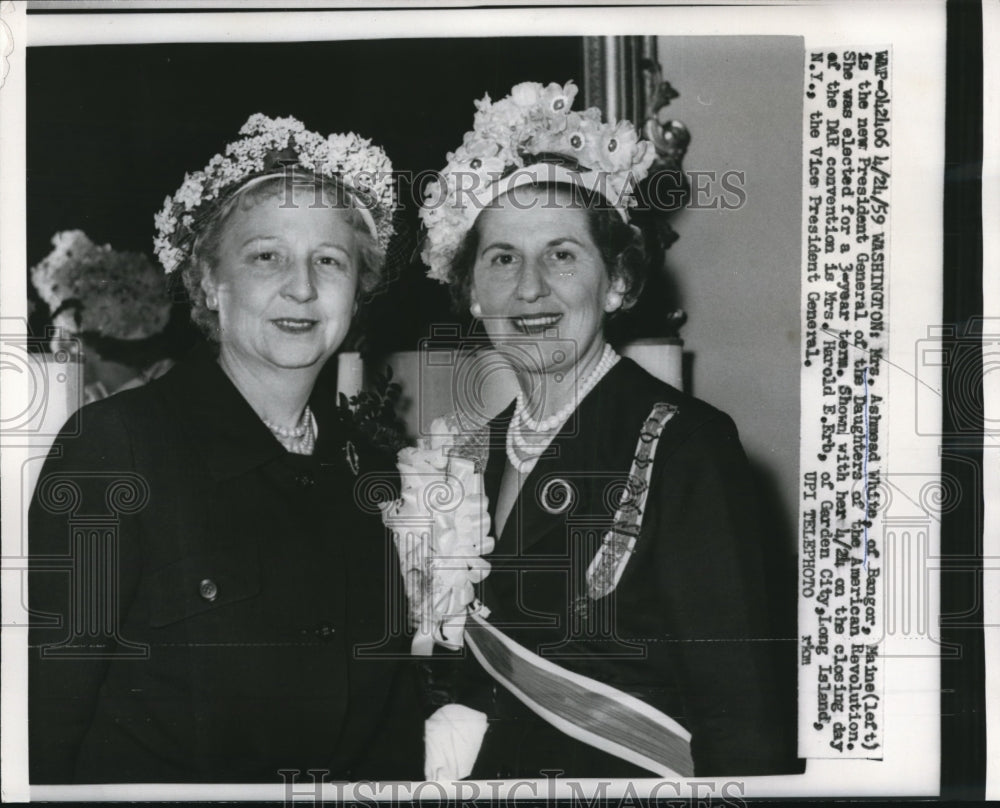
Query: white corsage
xmin=382 ymin=416 xmax=494 ymax=655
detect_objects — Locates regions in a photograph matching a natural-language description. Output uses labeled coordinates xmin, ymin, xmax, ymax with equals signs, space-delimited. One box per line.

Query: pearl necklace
xmin=262 ymin=405 xmax=318 ymax=456
xmin=506 ymin=345 xmax=620 ymax=472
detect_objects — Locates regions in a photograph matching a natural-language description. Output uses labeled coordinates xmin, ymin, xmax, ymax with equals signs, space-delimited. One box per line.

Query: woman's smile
xmin=271 ymin=317 xmax=320 ymax=334
xmin=510 ymin=312 xmax=563 ymax=334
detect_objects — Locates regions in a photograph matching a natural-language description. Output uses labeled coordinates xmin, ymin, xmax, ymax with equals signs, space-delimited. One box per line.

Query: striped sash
xmin=465 ymin=612 xmax=693 ymax=777
xmin=465 ymin=402 xmax=692 ymax=777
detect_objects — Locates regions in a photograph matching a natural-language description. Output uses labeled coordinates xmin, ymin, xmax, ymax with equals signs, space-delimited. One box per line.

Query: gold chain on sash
xmin=586 ymin=401 xmax=678 ymax=599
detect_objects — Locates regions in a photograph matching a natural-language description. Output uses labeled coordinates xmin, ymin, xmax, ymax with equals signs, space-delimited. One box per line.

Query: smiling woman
xmin=411 ymin=82 xmax=799 ymax=779
xmin=28 ymin=116 xmax=423 ymax=783
xmin=457 ymin=183 xmax=643 ymax=423
xmin=186 ymin=178 xmax=370 ymax=442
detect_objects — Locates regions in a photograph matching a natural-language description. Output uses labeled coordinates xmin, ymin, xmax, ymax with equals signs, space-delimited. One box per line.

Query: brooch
xmin=344 ymin=440 xmax=360 ymax=476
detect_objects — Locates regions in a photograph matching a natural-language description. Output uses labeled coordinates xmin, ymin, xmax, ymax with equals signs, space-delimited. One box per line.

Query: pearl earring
xmin=605 ymin=291 xmax=623 ymax=312
xmin=207 ymin=294 xmax=219 ymax=310
xmin=470 ymin=302 xmax=483 ymax=317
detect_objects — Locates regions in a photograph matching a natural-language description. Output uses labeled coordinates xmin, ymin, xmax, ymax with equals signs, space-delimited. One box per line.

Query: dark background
xmin=26 ymin=38 xmax=585 ymax=354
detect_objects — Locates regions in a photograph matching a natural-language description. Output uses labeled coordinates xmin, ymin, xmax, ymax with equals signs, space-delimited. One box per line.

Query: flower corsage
xmin=336 ymin=367 xmax=409 ymax=475
xmin=381 ymin=415 xmax=494 ymax=655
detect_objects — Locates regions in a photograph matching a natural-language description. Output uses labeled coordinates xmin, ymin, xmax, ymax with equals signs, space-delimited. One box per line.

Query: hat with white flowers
xmin=419 ymin=81 xmax=656 ymax=284
xmin=153 ymin=114 xmax=395 ymax=275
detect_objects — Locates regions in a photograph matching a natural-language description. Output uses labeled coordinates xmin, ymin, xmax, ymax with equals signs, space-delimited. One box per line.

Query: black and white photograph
xmin=0 ymin=0 xmax=987 ymax=802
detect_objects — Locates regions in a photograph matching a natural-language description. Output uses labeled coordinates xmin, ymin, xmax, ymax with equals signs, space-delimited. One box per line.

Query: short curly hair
xmin=180 ymin=174 xmax=385 ymax=341
xmin=445 ymin=181 xmax=647 ymax=313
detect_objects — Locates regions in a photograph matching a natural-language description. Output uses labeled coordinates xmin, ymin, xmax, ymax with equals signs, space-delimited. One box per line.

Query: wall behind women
xmin=655 ymin=36 xmax=803 ymax=552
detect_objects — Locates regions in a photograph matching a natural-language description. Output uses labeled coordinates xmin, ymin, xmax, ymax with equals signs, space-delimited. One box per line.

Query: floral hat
xmin=153 ymin=114 xmax=395 ymax=275
xmin=31 ymin=230 xmax=171 ymax=341
xmin=419 ymin=81 xmax=656 ymax=284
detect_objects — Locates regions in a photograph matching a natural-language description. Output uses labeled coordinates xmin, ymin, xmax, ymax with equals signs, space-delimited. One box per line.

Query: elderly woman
xmin=30 ymin=230 xmax=176 ymax=404
xmin=416 ymin=83 xmax=797 ymax=779
xmin=28 ymin=115 xmax=421 ymax=783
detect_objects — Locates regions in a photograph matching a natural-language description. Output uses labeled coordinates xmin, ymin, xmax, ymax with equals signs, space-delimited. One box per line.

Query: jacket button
xmin=314 ymin=623 xmax=335 ymax=640
xmin=295 ymin=473 xmax=315 ymax=488
xmin=199 ymin=578 xmax=219 ymax=602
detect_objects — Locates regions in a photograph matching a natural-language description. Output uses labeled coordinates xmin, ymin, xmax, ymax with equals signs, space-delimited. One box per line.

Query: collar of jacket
xmin=153 ymin=344 xmax=348 ymax=482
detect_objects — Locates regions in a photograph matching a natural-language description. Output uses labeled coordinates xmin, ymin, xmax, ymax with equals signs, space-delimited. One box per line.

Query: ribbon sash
xmin=464 ymin=401 xmax=691 ymax=777
xmin=465 ymin=612 xmax=694 ymax=777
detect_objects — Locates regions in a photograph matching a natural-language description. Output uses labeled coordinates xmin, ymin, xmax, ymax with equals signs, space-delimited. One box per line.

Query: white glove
xmin=423 ymin=703 xmax=488 ymax=781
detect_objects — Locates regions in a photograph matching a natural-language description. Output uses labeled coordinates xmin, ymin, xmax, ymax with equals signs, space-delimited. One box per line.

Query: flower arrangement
xmin=30 ymin=230 xmax=171 ymax=340
xmin=419 ymin=80 xmax=657 ymax=283
xmin=153 ymin=114 xmax=395 ymax=274
xmin=336 ymin=365 xmax=410 ymax=460
xmin=381 ymin=414 xmax=494 ymax=655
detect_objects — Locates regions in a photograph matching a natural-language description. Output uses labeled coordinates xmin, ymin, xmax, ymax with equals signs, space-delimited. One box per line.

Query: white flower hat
xmin=419 ymin=81 xmax=656 ymax=284
xmin=153 ymin=114 xmax=395 ymax=275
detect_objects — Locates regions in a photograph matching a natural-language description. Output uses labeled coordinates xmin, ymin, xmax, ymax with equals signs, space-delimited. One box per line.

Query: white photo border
xmin=1 ymin=1 xmax=948 ymax=802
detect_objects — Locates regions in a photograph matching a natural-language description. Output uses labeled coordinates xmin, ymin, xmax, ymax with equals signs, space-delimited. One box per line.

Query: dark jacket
xmin=28 ymin=349 xmax=423 ymax=784
xmin=437 ymin=358 xmax=799 ymax=779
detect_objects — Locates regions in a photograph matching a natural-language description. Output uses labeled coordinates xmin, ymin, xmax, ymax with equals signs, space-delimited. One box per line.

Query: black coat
xmin=28 ymin=350 xmax=423 ymax=784
xmin=437 ymin=358 xmax=799 ymax=779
